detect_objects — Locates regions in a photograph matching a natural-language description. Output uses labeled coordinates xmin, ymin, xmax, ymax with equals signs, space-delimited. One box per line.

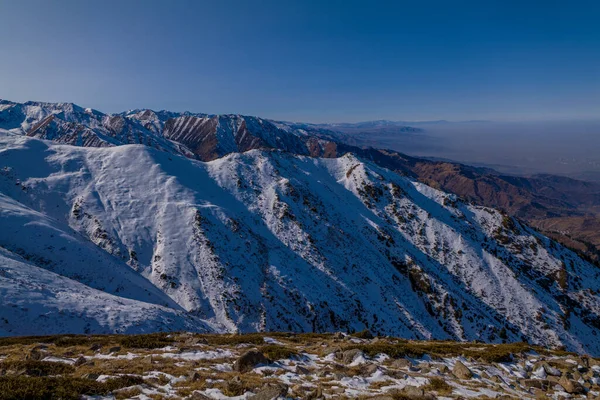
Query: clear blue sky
xmin=0 ymin=0 xmax=598 ymax=122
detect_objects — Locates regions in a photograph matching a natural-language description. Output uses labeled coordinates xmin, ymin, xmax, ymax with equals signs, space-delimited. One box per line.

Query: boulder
xmin=89 ymin=343 xmax=102 ymax=351
xmin=322 ymin=346 xmax=343 ymax=358
xmin=233 ymin=350 xmax=270 ymax=373
xmin=521 ymin=379 xmax=550 ymax=390
xmin=74 ymin=356 xmax=87 ymax=367
xmin=361 ymin=363 xmax=379 ymax=376
xmin=248 ymin=383 xmax=288 ymax=400
xmin=534 ymin=361 xmax=561 ymax=377
xmin=342 ymin=348 xmax=363 ymax=364
xmin=26 ymin=349 xmax=43 ymax=361
xmin=558 ymin=375 xmax=586 ymax=394
xmin=452 ymin=360 xmax=473 ymax=379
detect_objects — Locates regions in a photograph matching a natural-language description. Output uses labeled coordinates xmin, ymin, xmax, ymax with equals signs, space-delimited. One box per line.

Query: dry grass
xmin=0 ymin=375 xmax=144 ymax=400
xmin=0 ymin=332 xmax=579 ymax=400
xmin=0 ymin=360 xmax=75 ymax=376
xmin=342 ymin=341 xmax=532 ymax=362
xmin=260 ymin=344 xmax=297 ymax=360
xmin=74 ymin=357 xmax=188 ymax=377
xmin=423 ymin=376 xmax=453 ymax=395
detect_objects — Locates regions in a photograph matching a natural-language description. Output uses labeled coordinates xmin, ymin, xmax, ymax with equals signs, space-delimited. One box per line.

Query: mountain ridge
xmin=3 ymin=98 xmax=600 ymax=265
xmin=1 ymin=129 xmax=600 ymax=354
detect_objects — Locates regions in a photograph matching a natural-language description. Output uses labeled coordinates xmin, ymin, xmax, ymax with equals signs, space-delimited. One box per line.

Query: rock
xmin=536 ymin=361 xmax=562 ymax=377
xmin=185 ymin=337 xmax=209 ymax=346
xmin=361 ymin=363 xmax=379 ymax=376
xmin=438 ymin=364 xmax=449 ymax=374
xmin=233 ymin=349 xmax=270 ymax=373
xmin=583 ymin=370 xmax=595 ymax=379
xmin=402 ymin=385 xmax=428 ymax=398
xmin=522 ymin=379 xmax=550 ymax=390
xmin=296 ymin=366 xmax=311 ymax=375
xmin=74 ymin=356 xmax=87 ymax=367
xmin=532 ymin=365 xmax=547 ymax=379
xmin=323 ymin=346 xmax=343 ymax=358
xmin=332 ymin=332 xmax=345 ymax=340
xmin=391 ymin=358 xmax=412 ymax=369
xmin=190 ymin=392 xmax=212 ymax=400
xmin=141 ymin=355 xmax=153 ymax=365
xmin=248 ymin=383 xmax=288 ymax=400
xmin=89 ymin=343 xmax=102 ymax=351
xmin=82 ymin=373 xmax=100 ymax=380
xmin=558 ymin=375 xmax=586 ymax=394
xmin=326 ymin=387 xmax=346 ymax=395
xmin=189 ymin=371 xmax=202 ymax=381
xmin=333 ymin=371 xmax=347 ymax=380
xmin=453 ymin=360 xmax=473 ymax=379
xmin=27 ymin=349 xmax=43 ymax=361
xmin=342 ymin=348 xmax=363 ymax=364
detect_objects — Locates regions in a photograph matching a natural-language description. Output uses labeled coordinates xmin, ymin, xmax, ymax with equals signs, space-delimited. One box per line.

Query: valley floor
xmin=0 ymin=332 xmax=597 ymax=399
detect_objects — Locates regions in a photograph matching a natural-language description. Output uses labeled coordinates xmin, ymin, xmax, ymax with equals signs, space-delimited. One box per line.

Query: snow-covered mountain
xmin=0 ymin=100 xmax=342 ymax=161
xmin=1 ymin=127 xmax=600 ymax=354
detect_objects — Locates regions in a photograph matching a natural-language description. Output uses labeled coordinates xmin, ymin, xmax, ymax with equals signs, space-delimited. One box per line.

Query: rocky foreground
xmin=0 ymin=332 xmax=599 ymax=399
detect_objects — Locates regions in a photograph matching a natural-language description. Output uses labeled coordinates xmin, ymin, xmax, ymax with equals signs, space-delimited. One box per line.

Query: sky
xmin=0 ymin=0 xmax=598 ymax=122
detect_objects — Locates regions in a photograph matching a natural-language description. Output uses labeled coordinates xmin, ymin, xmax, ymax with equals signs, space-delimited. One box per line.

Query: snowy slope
xmin=0 ymin=246 xmax=211 ymax=335
xmin=1 ymin=130 xmax=599 ymax=353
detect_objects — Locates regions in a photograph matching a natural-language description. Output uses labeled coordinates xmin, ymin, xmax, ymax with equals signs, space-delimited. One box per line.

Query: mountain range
xmin=1 ymin=99 xmax=600 ymax=354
